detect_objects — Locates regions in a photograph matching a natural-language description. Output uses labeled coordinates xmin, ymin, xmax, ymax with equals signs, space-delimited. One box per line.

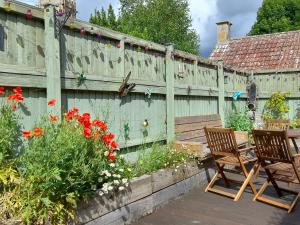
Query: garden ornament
xmin=145 ymin=88 xmax=152 ymax=99
xmin=119 ymin=71 xmax=136 ymax=97
xmin=232 ymin=91 xmax=242 ymax=100
xmin=143 ymin=119 xmax=149 ymax=128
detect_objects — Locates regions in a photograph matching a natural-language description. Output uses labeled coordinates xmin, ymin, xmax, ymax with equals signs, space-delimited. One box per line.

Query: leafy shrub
xmin=227 ymin=110 xmax=253 ymax=132
xmin=0 ymin=86 xmax=23 ymax=165
xmin=1 ymin=102 xmax=131 ymax=224
xmin=263 ymin=92 xmax=290 ymax=121
xmin=132 ymin=143 xmax=193 ymax=177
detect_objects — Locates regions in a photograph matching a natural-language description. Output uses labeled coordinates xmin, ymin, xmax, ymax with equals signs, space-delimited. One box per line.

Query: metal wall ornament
xmin=246 ymin=80 xmax=257 ymax=121
xmin=143 ymin=119 xmax=149 ymax=128
xmin=124 ymin=123 xmax=130 ymax=140
xmin=76 ymin=72 xmax=86 ymax=87
xmin=145 ymin=88 xmax=152 ymax=99
xmin=232 ymin=91 xmax=242 ymax=101
xmin=119 ymin=71 xmax=136 ymax=97
xmin=54 ymin=5 xmax=77 ymax=38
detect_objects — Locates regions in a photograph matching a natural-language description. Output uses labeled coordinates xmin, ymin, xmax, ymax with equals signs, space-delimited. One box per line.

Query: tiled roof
xmin=209 ymin=30 xmax=300 ymax=71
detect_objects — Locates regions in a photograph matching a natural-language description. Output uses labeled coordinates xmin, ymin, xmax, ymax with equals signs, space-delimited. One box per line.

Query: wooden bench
xmin=174 ymin=114 xmax=248 ymax=158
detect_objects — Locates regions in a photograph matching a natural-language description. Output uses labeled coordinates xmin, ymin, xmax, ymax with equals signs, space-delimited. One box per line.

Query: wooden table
xmin=287 ymin=129 xmax=300 ymax=153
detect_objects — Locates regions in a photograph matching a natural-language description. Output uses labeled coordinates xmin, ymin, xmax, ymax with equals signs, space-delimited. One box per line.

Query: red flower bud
xmin=48 ymin=98 xmax=56 ymax=106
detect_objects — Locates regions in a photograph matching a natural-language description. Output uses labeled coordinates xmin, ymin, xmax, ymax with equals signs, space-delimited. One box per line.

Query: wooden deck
xmin=131 ymin=172 xmax=300 ymax=225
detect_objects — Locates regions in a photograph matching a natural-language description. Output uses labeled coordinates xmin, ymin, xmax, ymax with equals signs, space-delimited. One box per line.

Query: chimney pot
xmin=216 ymin=21 xmax=232 ymax=44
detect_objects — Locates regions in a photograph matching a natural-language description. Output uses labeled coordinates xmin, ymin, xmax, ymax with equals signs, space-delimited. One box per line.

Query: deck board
xmin=131 ymin=174 xmax=300 ymax=225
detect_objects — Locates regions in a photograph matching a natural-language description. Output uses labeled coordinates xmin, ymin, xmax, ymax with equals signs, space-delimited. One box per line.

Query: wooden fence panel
xmin=0 ymin=11 xmax=45 ymax=68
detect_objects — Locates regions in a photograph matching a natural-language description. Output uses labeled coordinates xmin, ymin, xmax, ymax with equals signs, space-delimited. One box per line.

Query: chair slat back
xmin=265 ymin=119 xmax=290 ymax=130
xmin=252 ymin=129 xmax=292 ymax=163
xmin=204 ymin=127 xmax=238 ymax=157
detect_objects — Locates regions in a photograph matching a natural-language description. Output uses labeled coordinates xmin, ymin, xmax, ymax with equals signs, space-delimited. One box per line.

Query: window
xmin=0 ymin=24 xmax=4 ymax=51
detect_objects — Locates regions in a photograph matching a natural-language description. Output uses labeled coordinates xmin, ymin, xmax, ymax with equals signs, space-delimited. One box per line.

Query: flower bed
xmin=75 ymin=160 xmax=214 ymax=225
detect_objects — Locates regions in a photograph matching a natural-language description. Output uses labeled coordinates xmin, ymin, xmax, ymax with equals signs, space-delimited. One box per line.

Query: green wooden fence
xmin=0 ymin=1 xmax=299 ymax=156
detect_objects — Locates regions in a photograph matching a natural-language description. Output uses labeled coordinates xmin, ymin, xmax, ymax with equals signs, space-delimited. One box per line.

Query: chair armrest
xmin=292 ymin=153 xmax=300 ymax=165
xmin=238 ymin=146 xmax=256 ymax=153
xmin=292 ymin=153 xmax=300 ymax=158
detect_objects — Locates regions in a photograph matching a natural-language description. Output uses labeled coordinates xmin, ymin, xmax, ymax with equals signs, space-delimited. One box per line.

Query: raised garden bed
xmin=75 ymin=160 xmax=214 ymax=225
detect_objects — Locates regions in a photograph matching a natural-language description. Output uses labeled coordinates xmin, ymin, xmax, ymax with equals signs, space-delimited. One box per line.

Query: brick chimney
xmin=216 ymin=21 xmax=232 ymax=44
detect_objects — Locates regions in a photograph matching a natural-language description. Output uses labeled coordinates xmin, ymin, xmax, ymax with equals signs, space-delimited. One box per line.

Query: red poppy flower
xmin=108 ymin=154 xmax=116 ymax=161
xmin=111 ymin=141 xmax=118 ymax=149
xmin=13 ymin=86 xmax=22 ymax=94
xmin=50 ymin=115 xmax=58 ymax=122
xmin=34 ymin=127 xmax=43 ymax=137
xmin=82 ymin=113 xmax=90 ymax=120
xmin=107 ymin=151 xmax=116 ymax=161
xmin=66 ymin=107 xmax=79 ymax=120
xmin=71 ymin=107 xmax=79 ymax=113
xmin=8 ymin=93 xmax=24 ymax=102
xmin=48 ymin=98 xmax=56 ymax=106
xmin=92 ymin=120 xmax=107 ymax=131
xmin=102 ymin=133 xmax=115 ymax=146
xmin=83 ymin=128 xmax=92 ymax=138
xmin=22 ymin=130 xmax=32 ymax=138
xmin=0 ymin=87 xmax=5 ymax=95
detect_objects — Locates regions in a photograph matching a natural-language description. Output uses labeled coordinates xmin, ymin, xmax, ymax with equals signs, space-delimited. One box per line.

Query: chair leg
xmin=254 ymin=163 xmax=261 ymax=179
xmin=288 ymin=192 xmax=300 ymax=213
xmin=234 ymin=163 xmax=257 ymax=201
xmin=253 ymin=180 xmax=269 ymax=201
xmin=205 ymin=171 xmax=219 ymax=192
xmin=265 ymin=169 xmax=283 ymax=197
xmin=234 ymin=167 xmax=255 ymax=201
xmin=216 ymin=163 xmax=230 ymax=187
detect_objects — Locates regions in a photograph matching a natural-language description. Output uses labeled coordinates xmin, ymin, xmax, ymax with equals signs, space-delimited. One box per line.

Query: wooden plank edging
xmin=75 ymin=160 xmax=214 ymax=224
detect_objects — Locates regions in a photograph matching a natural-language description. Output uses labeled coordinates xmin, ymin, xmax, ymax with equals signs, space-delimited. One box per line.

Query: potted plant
xmin=227 ymin=110 xmax=253 ymax=142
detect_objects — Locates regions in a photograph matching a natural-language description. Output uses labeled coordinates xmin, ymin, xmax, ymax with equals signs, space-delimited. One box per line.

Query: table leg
xmin=291 ymin=138 xmax=299 ymax=153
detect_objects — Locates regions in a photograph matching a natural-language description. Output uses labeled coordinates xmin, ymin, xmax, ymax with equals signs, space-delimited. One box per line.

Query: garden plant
xmin=0 ymin=86 xmax=194 ymax=225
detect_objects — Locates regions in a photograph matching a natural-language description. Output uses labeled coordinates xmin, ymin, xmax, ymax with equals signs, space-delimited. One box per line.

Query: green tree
xmin=90 ymin=0 xmax=200 ymax=55
xmin=90 ymin=5 xmax=117 ymax=29
xmin=249 ymin=0 xmax=300 ymax=35
xmin=119 ymin=0 xmax=200 ymax=54
xmin=107 ymin=4 xmax=119 ymax=30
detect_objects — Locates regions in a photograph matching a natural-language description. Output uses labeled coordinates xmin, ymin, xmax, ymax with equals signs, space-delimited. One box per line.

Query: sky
xmin=21 ymin=0 xmax=263 ymax=57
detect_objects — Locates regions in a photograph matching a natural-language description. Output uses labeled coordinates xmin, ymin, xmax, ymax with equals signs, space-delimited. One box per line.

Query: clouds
xmin=20 ymin=0 xmax=263 ymax=57
xmin=190 ymin=0 xmax=263 ymax=56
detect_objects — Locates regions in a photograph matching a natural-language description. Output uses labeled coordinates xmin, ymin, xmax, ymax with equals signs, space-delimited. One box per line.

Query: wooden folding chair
xmin=265 ymin=119 xmax=290 ymax=130
xmin=252 ymin=129 xmax=300 ymax=213
xmin=204 ymin=127 xmax=259 ymax=201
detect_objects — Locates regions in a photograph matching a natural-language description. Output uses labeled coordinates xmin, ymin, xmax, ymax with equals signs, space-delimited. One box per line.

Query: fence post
xmin=217 ymin=61 xmax=225 ymax=126
xmin=166 ymin=45 xmax=175 ymax=142
xmin=44 ymin=5 xmax=62 ymax=116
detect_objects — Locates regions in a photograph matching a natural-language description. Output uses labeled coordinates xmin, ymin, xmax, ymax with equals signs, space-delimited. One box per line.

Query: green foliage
xmin=0 ymin=102 xmax=22 ymax=165
xmin=90 ymin=0 xmax=200 ymax=55
xmin=132 ymin=143 xmax=193 ymax=177
xmin=249 ymin=0 xmax=300 ymax=35
xmin=0 ymin=109 xmax=131 ymax=224
xmin=227 ymin=110 xmax=253 ymax=132
xmin=90 ymin=4 xmax=120 ymax=30
xmin=262 ymin=92 xmax=290 ymax=121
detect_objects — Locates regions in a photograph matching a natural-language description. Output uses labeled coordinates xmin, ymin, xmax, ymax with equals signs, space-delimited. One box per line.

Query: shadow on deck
xmin=130 ymin=171 xmax=300 ymax=225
